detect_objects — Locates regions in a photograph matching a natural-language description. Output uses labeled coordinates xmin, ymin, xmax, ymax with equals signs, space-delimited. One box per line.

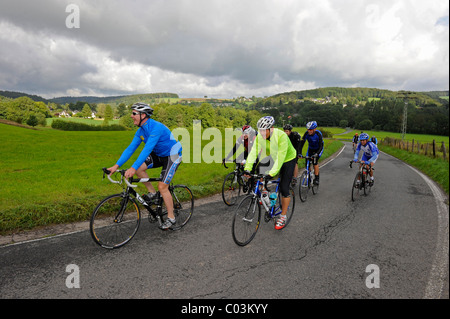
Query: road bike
xmin=349 ymin=160 xmax=374 ymax=201
xmin=90 ymin=168 xmax=194 ymax=249
xmin=222 ymin=160 xmax=254 ymax=206
xmin=298 ymin=156 xmax=319 ymax=202
xmin=232 ymin=174 xmax=295 ymax=246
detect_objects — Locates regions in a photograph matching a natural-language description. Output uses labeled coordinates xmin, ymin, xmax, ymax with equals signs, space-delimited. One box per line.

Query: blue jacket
xmin=116 ymin=119 xmax=182 ymax=170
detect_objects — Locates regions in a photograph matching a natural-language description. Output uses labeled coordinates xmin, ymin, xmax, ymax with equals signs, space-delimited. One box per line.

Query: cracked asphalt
xmin=0 ymin=142 xmax=448 ymax=299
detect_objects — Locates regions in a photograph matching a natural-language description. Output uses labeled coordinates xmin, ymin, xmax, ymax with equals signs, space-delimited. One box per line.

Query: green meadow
xmin=0 ymin=123 xmax=342 ymax=233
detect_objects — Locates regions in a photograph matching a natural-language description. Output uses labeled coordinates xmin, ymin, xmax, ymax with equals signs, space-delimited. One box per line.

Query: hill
xmin=0 ymin=90 xmax=48 ymax=103
xmin=266 ymin=87 xmax=448 ymax=106
xmin=48 ymin=92 xmax=179 ymax=106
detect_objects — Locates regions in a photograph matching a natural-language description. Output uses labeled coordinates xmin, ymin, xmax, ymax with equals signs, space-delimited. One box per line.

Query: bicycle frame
xmin=103 ymin=168 xmax=164 ymax=225
xmin=249 ymin=175 xmax=283 ymax=219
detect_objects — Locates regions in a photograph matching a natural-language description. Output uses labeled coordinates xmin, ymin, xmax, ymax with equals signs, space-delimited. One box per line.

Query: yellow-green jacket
xmin=244 ymin=128 xmax=297 ymax=177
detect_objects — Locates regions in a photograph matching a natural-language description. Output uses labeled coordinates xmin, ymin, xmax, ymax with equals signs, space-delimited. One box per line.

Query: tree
xmin=82 ymin=104 xmax=92 ymax=118
xmin=104 ymin=105 xmax=113 ymax=121
xmin=26 ymin=114 xmax=38 ymax=127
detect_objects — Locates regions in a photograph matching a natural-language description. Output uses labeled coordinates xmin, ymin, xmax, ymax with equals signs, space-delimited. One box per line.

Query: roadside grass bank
xmin=0 ymin=122 xmax=342 ymax=234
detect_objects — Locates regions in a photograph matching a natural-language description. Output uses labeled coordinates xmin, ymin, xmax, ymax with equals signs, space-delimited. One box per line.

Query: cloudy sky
xmin=0 ymin=0 xmax=448 ymax=99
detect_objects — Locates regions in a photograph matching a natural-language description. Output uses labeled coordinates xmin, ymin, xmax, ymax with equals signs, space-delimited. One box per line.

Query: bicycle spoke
xmin=222 ymin=172 xmax=241 ymax=206
xmin=90 ymin=194 xmax=140 ymax=249
xmin=232 ymin=195 xmax=261 ymax=246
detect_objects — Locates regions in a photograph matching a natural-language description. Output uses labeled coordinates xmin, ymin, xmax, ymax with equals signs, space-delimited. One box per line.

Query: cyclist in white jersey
xmin=353 ymin=133 xmax=379 ymax=186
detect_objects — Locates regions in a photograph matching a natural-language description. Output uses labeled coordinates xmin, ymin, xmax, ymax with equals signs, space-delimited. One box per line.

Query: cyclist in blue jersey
xmin=107 ymin=103 xmax=182 ymax=230
xmin=353 ymin=133 xmax=378 ymax=186
xmin=298 ymin=121 xmax=324 ymax=185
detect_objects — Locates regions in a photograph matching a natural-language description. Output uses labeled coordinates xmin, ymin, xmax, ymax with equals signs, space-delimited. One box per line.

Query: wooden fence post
xmin=432 ymin=140 xmax=436 ymax=157
xmin=442 ymin=141 xmax=447 ymax=160
xmin=412 ymin=139 xmax=414 ymax=153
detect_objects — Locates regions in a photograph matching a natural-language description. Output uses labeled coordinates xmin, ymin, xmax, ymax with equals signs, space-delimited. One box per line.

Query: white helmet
xmin=131 ymin=102 xmax=153 ymax=117
xmin=257 ymin=116 xmax=275 ymax=129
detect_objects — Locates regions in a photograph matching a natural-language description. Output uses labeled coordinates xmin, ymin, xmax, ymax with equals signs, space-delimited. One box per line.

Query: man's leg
xmin=136 ymin=162 xmax=156 ymax=193
xmin=158 ymin=182 xmax=174 ymax=220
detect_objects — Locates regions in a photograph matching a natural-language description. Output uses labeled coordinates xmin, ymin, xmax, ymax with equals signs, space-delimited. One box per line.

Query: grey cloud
xmin=0 ymin=0 xmax=448 ymax=97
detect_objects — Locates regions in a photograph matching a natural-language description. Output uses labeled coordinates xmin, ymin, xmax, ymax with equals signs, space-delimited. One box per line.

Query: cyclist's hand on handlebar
xmin=106 ymin=164 xmax=119 ymax=175
xmin=124 ymin=167 xmax=136 ymax=179
xmin=298 ymin=154 xmax=304 ymax=159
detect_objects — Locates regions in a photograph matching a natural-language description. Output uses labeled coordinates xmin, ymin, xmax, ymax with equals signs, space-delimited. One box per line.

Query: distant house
xmin=59 ymin=110 xmax=71 ymax=118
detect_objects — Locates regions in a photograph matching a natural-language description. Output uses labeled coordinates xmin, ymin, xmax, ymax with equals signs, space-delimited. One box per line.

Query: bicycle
xmin=90 ymin=168 xmax=194 ymax=249
xmin=298 ymin=156 xmax=319 ymax=202
xmin=222 ymin=160 xmax=254 ymax=206
xmin=232 ymin=173 xmax=295 ymax=246
xmin=349 ymin=160 xmax=375 ymax=201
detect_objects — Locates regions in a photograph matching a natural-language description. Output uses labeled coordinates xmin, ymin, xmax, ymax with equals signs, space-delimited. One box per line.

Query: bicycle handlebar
xmin=102 ymin=168 xmax=161 ymax=188
xmin=222 ymin=159 xmax=237 ymax=169
xmin=349 ymin=161 xmax=375 ymax=170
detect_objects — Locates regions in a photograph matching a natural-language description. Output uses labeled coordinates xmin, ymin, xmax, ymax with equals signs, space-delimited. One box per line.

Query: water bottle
xmin=269 ymin=192 xmax=277 ymax=207
xmin=261 ymin=190 xmax=271 ymax=208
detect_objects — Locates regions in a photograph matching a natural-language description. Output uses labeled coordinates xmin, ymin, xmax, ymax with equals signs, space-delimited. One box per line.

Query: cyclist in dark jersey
xmin=298 ymin=121 xmax=324 ymax=185
xmin=283 ymin=124 xmax=302 ymax=186
xmin=107 ymin=103 xmax=182 ymax=230
xmin=223 ymin=125 xmax=257 ymax=167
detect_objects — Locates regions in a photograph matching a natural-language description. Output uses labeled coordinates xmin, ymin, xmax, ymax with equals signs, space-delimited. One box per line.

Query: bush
xmin=51 ymin=119 xmax=128 ymax=131
xmin=357 ymin=119 xmax=373 ymax=130
xmin=339 ymin=120 xmax=348 ymax=128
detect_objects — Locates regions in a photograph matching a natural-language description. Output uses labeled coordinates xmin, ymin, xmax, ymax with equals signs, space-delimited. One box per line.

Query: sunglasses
xmin=132 ymin=112 xmax=140 ymax=116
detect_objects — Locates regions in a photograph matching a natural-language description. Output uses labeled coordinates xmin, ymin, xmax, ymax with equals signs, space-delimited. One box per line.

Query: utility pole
xmin=396 ymin=91 xmax=415 ymax=141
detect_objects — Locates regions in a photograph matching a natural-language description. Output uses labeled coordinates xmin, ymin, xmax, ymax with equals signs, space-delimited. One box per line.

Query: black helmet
xmin=283 ymin=124 xmax=293 ymax=131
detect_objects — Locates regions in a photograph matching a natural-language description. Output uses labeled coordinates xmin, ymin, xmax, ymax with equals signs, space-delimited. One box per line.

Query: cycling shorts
xmin=144 ymin=152 xmax=182 ymax=184
xmin=361 ymin=154 xmax=377 ymax=164
xmin=306 ymin=149 xmax=321 ymax=166
xmin=278 ymin=158 xmax=297 ymax=198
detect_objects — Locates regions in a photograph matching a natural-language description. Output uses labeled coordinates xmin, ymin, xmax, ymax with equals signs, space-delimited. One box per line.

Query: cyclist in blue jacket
xmin=107 ymin=103 xmax=182 ymax=229
xmin=298 ymin=121 xmax=324 ymax=185
xmin=353 ymin=133 xmax=379 ymax=186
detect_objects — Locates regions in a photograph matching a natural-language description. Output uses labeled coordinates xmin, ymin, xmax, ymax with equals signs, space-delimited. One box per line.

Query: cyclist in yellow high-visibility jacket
xmin=244 ymin=116 xmax=297 ymax=230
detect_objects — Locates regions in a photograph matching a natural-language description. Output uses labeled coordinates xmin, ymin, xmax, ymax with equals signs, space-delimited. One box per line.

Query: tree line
xmin=259 ymin=98 xmax=449 ymax=136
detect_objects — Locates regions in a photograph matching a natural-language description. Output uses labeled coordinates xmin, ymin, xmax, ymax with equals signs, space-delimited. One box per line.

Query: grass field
xmin=0 ymin=123 xmax=342 ymax=234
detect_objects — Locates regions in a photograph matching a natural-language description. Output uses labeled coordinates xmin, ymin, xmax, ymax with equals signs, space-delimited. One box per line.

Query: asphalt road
xmin=1 ymin=142 xmax=448 ymax=300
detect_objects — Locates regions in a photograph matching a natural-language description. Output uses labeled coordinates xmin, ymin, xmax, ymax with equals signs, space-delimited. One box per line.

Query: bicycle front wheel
xmin=351 ymin=172 xmax=363 ymax=201
xmin=299 ymin=171 xmax=309 ymax=202
xmin=222 ymin=171 xmax=241 ymax=206
xmin=232 ymin=195 xmax=261 ymax=246
xmin=162 ymin=185 xmax=194 ymax=230
xmin=90 ymin=194 xmax=141 ymax=249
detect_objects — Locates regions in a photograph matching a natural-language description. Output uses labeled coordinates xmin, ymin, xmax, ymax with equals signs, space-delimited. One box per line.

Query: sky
xmin=0 ymin=0 xmax=448 ymax=99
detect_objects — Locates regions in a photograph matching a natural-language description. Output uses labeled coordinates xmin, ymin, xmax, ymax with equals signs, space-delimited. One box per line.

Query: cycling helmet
xmin=257 ymin=116 xmax=275 ymax=129
xmin=306 ymin=121 xmax=317 ymax=130
xmin=242 ymin=125 xmax=251 ymax=133
xmin=131 ymin=102 xmax=153 ymax=117
xmin=283 ymin=124 xmax=293 ymax=131
xmin=359 ymin=133 xmax=369 ymax=140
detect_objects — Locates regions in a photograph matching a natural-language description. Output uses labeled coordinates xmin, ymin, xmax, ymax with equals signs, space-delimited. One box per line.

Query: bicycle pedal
xmin=148 ymin=214 xmax=157 ymax=223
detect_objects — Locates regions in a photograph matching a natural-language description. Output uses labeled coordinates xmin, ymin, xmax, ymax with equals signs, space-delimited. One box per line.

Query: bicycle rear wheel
xmin=299 ymin=171 xmax=309 ymax=202
xmin=232 ymin=195 xmax=261 ymax=246
xmin=222 ymin=171 xmax=241 ymax=206
xmin=351 ymin=172 xmax=363 ymax=201
xmin=90 ymin=194 xmax=140 ymax=249
xmin=161 ymin=185 xmax=194 ymax=230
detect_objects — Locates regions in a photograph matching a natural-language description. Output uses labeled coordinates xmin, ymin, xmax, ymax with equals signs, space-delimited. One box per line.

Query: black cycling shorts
xmin=144 ymin=152 xmax=182 ymax=184
xmin=278 ymin=158 xmax=297 ymax=198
